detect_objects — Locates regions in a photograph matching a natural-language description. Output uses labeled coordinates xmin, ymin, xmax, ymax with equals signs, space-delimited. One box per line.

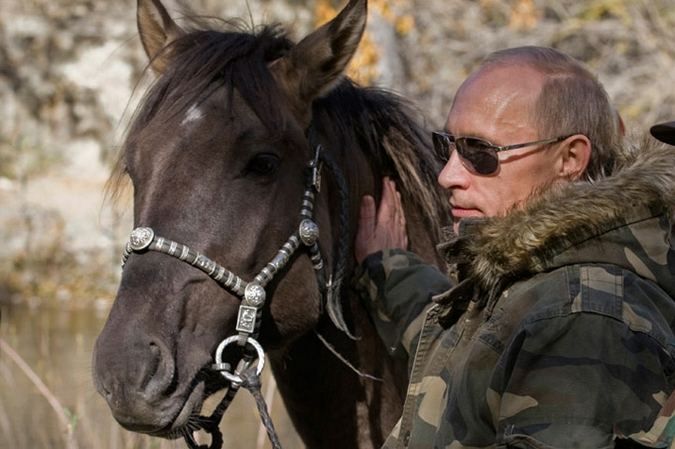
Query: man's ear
xmin=558 ymin=134 xmax=592 ymax=180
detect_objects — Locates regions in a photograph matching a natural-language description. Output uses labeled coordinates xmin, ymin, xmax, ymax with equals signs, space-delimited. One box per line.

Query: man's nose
xmin=438 ymin=149 xmax=471 ymax=189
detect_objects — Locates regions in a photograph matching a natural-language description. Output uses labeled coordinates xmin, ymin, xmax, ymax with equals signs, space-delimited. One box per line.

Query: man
xmin=354 ymin=46 xmax=675 ymax=448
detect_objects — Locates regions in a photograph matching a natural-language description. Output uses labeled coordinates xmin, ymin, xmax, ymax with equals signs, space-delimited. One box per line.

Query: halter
xmin=120 ymin=140 xmax=351 ymax=449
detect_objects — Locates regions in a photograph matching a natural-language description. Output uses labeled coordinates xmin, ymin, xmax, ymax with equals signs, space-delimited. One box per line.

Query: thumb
xmin=358 ymin=195 xmax=377 ymax=229
xmin=355 ymin=195 xmax=376 ymax=264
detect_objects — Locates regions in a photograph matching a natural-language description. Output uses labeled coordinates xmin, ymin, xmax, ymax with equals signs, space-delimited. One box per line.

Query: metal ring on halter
xmin=214 ymin=335 xmax=265 ymax=384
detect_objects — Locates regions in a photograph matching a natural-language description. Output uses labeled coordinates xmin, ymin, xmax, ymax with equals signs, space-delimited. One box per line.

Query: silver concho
xmin=299 ymin=219 xmax=319 ymax=246
xmin=244 ymin=283 xmax=266 ymax=307
xmin=129 ymin=227 xmax=155 ymax=251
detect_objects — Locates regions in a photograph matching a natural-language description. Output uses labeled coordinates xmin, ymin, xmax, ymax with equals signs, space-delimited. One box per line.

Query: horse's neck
xmin=268 ymin=300 xmax=407 ymax=449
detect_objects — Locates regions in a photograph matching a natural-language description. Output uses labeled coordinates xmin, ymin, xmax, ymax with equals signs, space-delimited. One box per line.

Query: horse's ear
xmin=270 ymin=0 xmax=367 ymax=125
xmin=137 ymin=0 xmax=185 ymax=74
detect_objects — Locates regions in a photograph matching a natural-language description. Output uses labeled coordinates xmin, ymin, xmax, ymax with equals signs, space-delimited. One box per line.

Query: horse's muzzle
xmin=92 ymin=326 xmax=211 ymax=436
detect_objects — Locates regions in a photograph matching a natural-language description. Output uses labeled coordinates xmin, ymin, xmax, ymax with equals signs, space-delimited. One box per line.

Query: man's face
xmin=440 ymin=65 xmax=566 ymax=234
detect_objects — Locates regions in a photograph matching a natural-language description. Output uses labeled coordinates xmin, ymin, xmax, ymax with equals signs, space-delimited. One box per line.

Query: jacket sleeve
xmin=353 ymin=248 xmax=454 ymax=358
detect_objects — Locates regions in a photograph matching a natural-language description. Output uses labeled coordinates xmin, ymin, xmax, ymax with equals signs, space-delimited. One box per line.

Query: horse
xmin=92 ymin=0 xmax=451 ymax=447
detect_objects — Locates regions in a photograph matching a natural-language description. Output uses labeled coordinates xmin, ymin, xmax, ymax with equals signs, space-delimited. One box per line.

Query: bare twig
xmin=0 ymin=392 xmax=19 ymax=448
xmin=0 ymin=336 xmax=80 ymax=449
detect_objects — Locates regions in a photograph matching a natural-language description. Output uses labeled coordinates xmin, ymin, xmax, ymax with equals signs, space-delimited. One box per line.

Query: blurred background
xmin=1 ymin=0 xmax=674 ymax=448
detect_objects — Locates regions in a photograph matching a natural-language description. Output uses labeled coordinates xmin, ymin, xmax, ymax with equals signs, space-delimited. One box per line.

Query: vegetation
xmin=1 ymin=0 xmax=674 ymax=306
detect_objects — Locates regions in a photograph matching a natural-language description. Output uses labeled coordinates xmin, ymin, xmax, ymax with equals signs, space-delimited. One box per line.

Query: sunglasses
xmin=432 ymin=131 xmax=571 ymax=175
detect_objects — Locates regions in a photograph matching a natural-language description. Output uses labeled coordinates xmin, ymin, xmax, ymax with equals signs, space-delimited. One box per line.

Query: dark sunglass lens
xmin=432 ymin=133 xmax=451 ymax=162
xmin=456 ymin=138 xmax=499 ymax=175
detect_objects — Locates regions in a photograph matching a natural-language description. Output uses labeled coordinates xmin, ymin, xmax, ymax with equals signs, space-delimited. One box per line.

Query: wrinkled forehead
xmin=446 ymin=65 xmax=545 ymax=142
xmin=455 ymin=65 xmax=545 ymax=113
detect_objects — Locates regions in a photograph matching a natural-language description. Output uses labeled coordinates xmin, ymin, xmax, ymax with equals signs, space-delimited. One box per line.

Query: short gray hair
xmin=480 ymin=46 xmax=620 ymax=182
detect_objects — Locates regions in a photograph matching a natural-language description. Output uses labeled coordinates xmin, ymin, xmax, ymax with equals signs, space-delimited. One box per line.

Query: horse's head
xmin=92 ymin=0 xmax=367 ymax=439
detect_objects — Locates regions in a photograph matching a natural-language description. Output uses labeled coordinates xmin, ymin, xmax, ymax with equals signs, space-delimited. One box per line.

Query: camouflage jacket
xmin=354 ymin=141 xmax=675 ymax=448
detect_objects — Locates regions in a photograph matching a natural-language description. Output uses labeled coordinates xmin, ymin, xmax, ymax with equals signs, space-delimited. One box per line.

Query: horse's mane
xmin=312 ymin=80 xmax=447 ymax=231
xmin=128 ymin=22 xmax=295 ymax=146
xmin=108 ymin=20 xmax=448 ymax=232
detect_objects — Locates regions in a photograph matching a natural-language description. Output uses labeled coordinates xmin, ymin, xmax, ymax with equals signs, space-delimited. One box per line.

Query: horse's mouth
xmin=150 ymin=368 xmax=230 ymax=440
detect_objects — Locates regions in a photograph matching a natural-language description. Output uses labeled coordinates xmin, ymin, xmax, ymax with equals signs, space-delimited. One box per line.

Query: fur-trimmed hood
xmin=438 ymin=137 xmax=675 ymax=302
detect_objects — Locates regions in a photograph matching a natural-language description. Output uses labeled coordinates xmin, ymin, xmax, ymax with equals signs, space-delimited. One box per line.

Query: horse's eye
xmin=245 ymin=153 xmax=279 ymax=176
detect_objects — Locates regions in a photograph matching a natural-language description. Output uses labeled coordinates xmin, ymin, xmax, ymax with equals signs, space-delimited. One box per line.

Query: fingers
xmin=358 ymin=194 xmax=377 ymax=232
xmin=378 ymin=178 xmax=395 ymax=223
xmin=385 ymin=178 xmax=408 ymax=249
xmin=391 ymin=178 xmax=406 ymax=231
xmin=354 ymin=177 xmax=409 ymax=265
xmin=380 ymin=177 xmax=406 ymax=228
xmin=355 ymin=195 xmax=376 ymax=264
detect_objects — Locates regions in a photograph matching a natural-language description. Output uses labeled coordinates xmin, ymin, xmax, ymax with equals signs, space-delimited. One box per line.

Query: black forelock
xmin=130 ymin=23 xmax=295 ymax=140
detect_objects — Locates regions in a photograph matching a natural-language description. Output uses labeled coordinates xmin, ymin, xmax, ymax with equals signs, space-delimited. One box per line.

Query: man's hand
xmin=355 ymin=177 xmax=409 ymax=264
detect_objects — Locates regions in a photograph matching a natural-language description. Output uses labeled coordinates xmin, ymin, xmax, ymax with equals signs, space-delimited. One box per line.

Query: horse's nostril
xmin=93 ymin=334 xmax=177 ymax=404
xmin=93 ymin=333 xmax=182 ymax=432
xmin=140 ymin=342 xmax=162 ymax=391
xmin=140 ymin=340 xmax=176 ymax=400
